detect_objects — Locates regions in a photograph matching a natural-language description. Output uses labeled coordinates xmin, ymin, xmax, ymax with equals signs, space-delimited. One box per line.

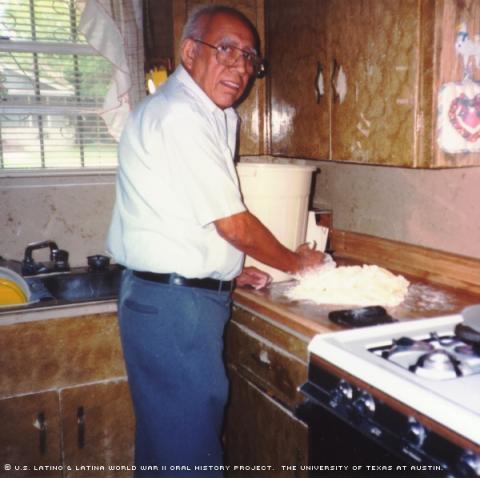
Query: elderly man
xmin=107 ymin=4 xmax=325 ymax=475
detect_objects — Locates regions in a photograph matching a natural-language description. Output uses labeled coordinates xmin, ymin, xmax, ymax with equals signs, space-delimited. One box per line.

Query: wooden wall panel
xmin=143 ymin=0 xmax=174 ymax=71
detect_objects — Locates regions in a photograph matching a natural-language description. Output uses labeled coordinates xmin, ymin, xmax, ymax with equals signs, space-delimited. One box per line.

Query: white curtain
xmin=79 ymin=0 xmax=145 ymax=141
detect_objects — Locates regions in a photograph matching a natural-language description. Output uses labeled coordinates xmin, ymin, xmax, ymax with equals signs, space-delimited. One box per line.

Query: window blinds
xmin=0 ymin=0 xmax=118 ymax=169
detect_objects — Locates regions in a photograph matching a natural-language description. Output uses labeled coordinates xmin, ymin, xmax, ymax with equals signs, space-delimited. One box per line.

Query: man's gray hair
xmin=180 ymin=4 xmax=258 ymax=48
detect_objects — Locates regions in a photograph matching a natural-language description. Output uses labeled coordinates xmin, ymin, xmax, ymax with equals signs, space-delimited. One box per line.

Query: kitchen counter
xmin=233 ymin=229 xmax=480 ymax=338
xmin=0 ymin=298 xmax=117 ymax=326
xmin=232 ymin=267 xmax=480 ymax=339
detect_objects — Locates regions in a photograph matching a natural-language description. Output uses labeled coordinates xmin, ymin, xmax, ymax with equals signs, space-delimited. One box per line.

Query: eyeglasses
xmin=193 ymin=38 xmax=265 ymax=77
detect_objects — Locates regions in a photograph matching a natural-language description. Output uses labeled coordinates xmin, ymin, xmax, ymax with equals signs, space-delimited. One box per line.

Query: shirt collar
xmin=174 ymin=64 xmax=238 ymax=120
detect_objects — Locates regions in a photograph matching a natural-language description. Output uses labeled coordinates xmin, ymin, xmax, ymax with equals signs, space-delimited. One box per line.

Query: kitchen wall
xmin=0 ymin=173 xmax=115 ymax=267
xmin=2 ymin=158 xmax=479 ymax=267
xmin=312 ymin=161 xmax=480 ymax=259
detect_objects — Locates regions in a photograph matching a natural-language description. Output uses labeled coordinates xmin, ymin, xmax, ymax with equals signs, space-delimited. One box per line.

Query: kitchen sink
xmin=32 ymin=267 xmax=123 ymax=303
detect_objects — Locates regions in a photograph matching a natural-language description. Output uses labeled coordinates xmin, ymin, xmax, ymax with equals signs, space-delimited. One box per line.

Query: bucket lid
xmin=236 ymin=163 xmax=316 ymax=178
xmin=237 ymin=162 xmax=316 ymax=171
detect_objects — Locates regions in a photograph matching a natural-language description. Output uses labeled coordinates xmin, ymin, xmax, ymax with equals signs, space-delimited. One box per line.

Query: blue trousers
xmin=118 ymin=270 xmax=232 ymax=477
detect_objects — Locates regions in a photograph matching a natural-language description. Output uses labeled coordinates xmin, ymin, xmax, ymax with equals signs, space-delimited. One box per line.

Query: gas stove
xmin=299 ymin=314 xmax=480 ymax=477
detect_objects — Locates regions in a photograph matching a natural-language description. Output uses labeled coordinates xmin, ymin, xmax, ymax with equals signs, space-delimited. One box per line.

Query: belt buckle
xmin=170 ymin=273 xmax=184 ymax=286
xmin=219 ymin=280 xmax=233 ymax=293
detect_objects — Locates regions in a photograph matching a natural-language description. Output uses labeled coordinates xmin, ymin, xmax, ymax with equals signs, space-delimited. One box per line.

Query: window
xmin=0 ymin=0 xmax=119 ymax=170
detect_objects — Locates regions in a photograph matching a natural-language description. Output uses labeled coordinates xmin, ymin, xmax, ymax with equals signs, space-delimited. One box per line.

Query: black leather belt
xmin=133 ymin=271 xmax=234 ymax=292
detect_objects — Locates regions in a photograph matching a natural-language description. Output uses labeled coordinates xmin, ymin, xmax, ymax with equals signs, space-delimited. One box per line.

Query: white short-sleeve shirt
xmin=106 ymin=65 xmax=246 ymax=280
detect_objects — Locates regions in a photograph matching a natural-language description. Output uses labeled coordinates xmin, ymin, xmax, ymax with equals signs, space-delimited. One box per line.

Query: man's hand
xmin=295 ymin=243 xmax=328 ymax=273
xmin=236 ymin=266 xmax=272 ymax=290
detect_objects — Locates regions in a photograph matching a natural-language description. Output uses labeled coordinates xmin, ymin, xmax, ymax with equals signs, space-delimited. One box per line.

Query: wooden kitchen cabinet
xmin=0 ymin=313 xmax=134 ymax=477
xmin=267 ymin=0 xmax=480 ymax=167
xmin=61 ymin=381 xmax=134 ymax=477
xmin=225 ymin=369 xmax=308 ymax=477
xmin=0 ymin=392 xmax=62 ymax=477
xmin=224 ymin=306 xmax=309 ymax=476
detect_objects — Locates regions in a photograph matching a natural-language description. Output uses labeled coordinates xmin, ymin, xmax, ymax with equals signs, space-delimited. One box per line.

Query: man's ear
xmin=181 ymin=38 xmax=197 ymax=70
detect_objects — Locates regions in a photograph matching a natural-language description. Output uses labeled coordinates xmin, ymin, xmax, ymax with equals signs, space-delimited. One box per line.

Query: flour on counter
xmin=286 ymin=264 xmax=410 ymax=307
xmin=402 ymin=283 xmax=456 ymax=312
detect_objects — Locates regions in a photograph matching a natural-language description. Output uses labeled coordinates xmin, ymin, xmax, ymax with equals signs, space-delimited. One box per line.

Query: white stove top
xmin=308 ymin=314 xmax=480 ymax=446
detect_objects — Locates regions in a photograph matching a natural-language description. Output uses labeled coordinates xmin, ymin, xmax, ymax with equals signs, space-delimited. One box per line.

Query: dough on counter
xmin=285 ymin=264 xmax=410 ymax=307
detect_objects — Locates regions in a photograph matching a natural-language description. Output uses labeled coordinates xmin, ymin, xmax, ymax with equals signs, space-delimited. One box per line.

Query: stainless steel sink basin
xmin=38 ymin=267 xmax=122 ymax=302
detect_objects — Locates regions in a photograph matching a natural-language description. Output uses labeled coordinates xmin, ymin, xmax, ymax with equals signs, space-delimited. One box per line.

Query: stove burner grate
xmin=370 ymin=332 xmax=480 ymax=380
xmin=409 ymin=349 xmax=463 ymax=378
xmin=380 ymin=336 xmax=433 ymax=359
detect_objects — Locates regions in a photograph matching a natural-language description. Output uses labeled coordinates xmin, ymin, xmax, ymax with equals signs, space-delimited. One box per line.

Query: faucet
xmin=22 ymin=240 xmax=70 ymax=276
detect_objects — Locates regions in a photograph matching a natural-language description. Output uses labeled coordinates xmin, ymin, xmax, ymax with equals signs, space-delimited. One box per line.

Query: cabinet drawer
xmin=225 ymin=321 xmax=307 ymax=408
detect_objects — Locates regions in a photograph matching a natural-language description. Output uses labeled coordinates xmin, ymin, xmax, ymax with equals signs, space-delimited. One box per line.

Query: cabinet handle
xmin=331 ymin=58 xmax=347 ymax=104
xmin=36 ymin=412 xmax=47 ymax=455
xmin=315 ymin=62 xmax=324 ymax=103
xmin=331 ymin=58 xmax=340 ymax=103
xmin=77 ymin=406 xmax=85 ymax=449
xmin=249 ymin=350 xmax=271 ymax=367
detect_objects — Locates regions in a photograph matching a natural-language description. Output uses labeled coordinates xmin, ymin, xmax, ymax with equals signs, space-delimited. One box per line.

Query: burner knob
xmin=352 ymin=391 xmax=375 ymax=416
xmin=405 ymin=417 xmax=427 ymax=447
xmin=329 ymin=380 xmax=353 ymax=406
xmin=458 ymin=451 xmax=480 ymax=477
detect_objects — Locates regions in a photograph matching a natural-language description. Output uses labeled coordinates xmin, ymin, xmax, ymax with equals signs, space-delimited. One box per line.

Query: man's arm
xmin=214 ymin=210 xmax=325 ymax=275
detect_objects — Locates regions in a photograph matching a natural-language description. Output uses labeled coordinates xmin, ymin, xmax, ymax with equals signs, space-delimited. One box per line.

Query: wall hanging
xmin=437 ymin=22 xmax=480 ymax=154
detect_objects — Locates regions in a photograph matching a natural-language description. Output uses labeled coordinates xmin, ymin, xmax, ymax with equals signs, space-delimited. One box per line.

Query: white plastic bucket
xmin=236 ymin=162 xmax=316 ymax=282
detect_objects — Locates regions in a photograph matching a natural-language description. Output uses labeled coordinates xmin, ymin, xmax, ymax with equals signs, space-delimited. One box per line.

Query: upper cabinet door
xmin=267 ymin=0 xmax=330 ymax=159
xmin=328 ymin=0 xmax=421 ymax=166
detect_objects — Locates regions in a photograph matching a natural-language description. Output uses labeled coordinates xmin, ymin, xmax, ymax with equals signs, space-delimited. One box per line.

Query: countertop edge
xmin=233 ymin=288 xmax=333 ymax=339
xmin=0 ymin=300 xmax=117 ymax=326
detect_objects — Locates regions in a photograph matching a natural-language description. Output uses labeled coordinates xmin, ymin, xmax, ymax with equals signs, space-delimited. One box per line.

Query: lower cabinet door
xmin=61 ymin=380 xmax=135 ymax=477
xmin=0 ymin=392 xmax=62 ymax=478
xmin=224 ymin=368 xmax=308 ymax=477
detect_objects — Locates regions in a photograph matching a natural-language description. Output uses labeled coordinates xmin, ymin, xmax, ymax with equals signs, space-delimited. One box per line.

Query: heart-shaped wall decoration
xmin=448 ymin=93 xmax=480 ymax=142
